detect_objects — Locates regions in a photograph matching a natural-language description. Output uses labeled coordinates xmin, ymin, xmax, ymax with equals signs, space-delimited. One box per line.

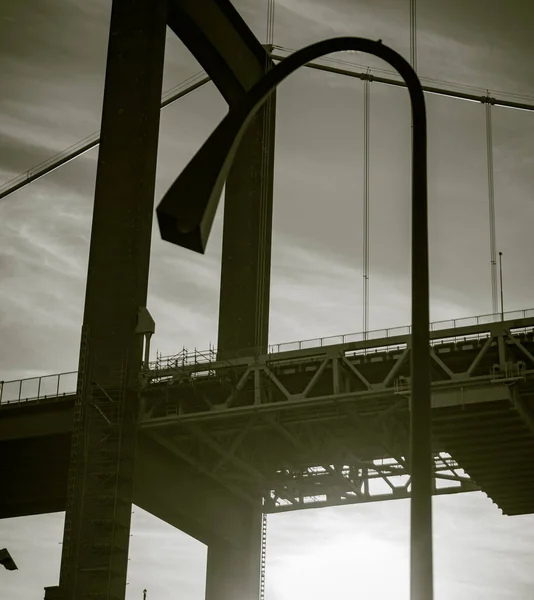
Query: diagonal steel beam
xmin=302 ymin=358 xmax=330 ymax=397
xmin=506 ymin=332 xmax=534 ymax=365
xmin=263 ymin=367 xmax=292 ymax=399
xmin=430 ymin=348 xmax=454 ymax=379
xmin=167 ymin=0 xmax=271 ymax=104
xmin=341 ymin=356 xmax=372 ymax=389
xmin=466 ymin=335 xmax=494 ymax=376
xmin=383 ymin=347 xmax=410 ymax=387
xmin=223 ymin=366 xmax=253 ymax=408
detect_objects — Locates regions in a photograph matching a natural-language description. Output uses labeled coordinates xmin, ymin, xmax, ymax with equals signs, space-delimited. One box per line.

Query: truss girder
xmin=135 ymin=320 xmax=534 ymax=514
xmin=142 ymin=324 xmax=534 ymax=422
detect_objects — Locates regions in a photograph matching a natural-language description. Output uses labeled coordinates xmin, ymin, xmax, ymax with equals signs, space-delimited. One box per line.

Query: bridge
xmin=3 ymin=309 xmax=534 ymax=521
xmin=2 ymin=1 xmax=534 ymax=599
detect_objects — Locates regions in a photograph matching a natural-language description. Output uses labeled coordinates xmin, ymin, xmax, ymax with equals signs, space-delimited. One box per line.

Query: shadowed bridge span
xmin=2 ymin=309 xmax=534 ymax=521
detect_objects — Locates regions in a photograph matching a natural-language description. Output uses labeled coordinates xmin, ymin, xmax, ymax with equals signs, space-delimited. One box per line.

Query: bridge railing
xmin=3 ymin=308 xmax=534 ymax=404
xmin=268 ymin=307 xmax=534 ymax=354
xmin=148 ymin=307 xmax=534 ymax=371
xmin=0 ymin=371 xmax=77 ymax=405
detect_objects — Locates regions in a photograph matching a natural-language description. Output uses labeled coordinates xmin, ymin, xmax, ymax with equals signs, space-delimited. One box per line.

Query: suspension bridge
xmin=1 ymin=1 xmax=534 ymax=599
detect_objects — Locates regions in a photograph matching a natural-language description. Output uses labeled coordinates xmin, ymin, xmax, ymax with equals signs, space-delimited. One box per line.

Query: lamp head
xmin=157 ymin=110 xmax=244 ymax=254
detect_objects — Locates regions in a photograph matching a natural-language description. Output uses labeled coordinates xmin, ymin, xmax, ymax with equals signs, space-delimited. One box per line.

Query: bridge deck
xmin=2 ymin=310 xmax=534 ymax=516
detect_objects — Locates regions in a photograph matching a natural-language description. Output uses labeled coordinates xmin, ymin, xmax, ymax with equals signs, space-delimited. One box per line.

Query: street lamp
xmin=157 ymin=37 xmax=431 ymax=600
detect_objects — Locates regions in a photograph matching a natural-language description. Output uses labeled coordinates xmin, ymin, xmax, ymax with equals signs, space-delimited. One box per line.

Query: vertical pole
xmin=499 ymin=252 xmax=504 ymax=321
xmin=486 ymin=100 xmax=498 ymax=315
xmin=410 ymin=72 xmax=432 ymax=600
xmin=362 ymin=74 xmax=370 ymax=339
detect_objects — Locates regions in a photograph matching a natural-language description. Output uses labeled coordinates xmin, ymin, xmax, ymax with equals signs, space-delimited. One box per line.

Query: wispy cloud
xmin=1 ymin=1 xmax=534 ymax=599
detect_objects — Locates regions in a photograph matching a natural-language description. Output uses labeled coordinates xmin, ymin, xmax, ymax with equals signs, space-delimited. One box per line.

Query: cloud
xmin=1 ymin=2 xmax=534 ymax=600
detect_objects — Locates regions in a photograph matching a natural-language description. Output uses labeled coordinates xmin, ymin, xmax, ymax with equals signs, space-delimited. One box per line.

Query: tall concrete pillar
xmin=217 ymin=92 xmax=276 ymax=359
xmin=51 ymin=1 xmax=167 ymax=598
xmin=211 ymin=52 xmax=276 ymax=600
xmin=205 ymin=502 xmax=264 ymax=600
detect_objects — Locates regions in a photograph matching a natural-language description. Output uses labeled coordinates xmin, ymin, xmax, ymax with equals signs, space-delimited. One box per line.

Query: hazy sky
xmin=1 ymin=0 xmax=534 ymax=598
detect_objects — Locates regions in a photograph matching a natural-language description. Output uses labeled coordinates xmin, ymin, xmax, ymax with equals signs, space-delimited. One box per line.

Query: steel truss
xmin=137 ymin=317 xmax=534 ymax=513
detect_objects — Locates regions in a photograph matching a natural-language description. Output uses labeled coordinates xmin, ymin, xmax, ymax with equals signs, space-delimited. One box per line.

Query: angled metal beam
xmin=302 ymin=358 xmax=330 ymax=397
xmin=383 ymin=347 xmax=410 ymax=387
xmin=167 ymin=0 xmax=271 ymax=103
xmin=223 ymin=367 xmax=253 ymax=408
xmin=506 ymin=332 xmax=534 ymax=365
xmin=263 ymin=367 xmax=292 ymax=399
xmin=430 ymin=348 xmax=454 ymax=379
xmin=341 ymin=356 xmax=372 ymax=389
xmin=466 ymin=336 xmax=494 ymax=376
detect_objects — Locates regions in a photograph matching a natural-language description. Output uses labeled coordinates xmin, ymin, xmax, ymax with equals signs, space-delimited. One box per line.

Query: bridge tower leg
xmin=209 ymin=64 xmax=276 ymax=600
xmin=216 ymin=77 xmax=276 ymax=360
xmin=205 ymin=501 xmax=264 ymax=600
xmin=46 ymin=1 xmax=167 ymax=598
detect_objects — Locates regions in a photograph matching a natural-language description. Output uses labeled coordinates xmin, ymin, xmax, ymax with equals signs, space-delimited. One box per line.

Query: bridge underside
xmin=3 ymin=317 xmax=534 ymax=522
xmin=1 ymin=397 xmax=533 ymax=525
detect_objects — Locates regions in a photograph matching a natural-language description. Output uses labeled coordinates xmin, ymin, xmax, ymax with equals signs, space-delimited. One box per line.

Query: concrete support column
xmin=52 ymin=1 xmax=167 ymax=598
xmin=205 ymin=501 xmax=263 ymax=600
xmin=217 ymin=93 xmax=276 ymax=359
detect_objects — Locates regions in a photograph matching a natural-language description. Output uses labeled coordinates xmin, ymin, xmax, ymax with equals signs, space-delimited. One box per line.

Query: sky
xmin=1 ymin=0 xmax=534 ymax=598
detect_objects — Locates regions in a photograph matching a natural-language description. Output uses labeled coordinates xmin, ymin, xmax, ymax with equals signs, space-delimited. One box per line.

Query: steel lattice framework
xmin=3 ymin=312 xmax=534 ymax=518
xmin=132 ymin=314 xmax=534 ymax=515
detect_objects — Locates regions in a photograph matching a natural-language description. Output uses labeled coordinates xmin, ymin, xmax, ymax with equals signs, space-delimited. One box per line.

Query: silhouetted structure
xmin=0 ymin=548 xmax=18 ymax=571
xmin=1 ymin=2 xmax=534 ymax=600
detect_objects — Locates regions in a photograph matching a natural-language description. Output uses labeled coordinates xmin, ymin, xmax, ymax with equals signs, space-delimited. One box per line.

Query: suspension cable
xmin=255 ymin=0 xmax=276 ymax=349
xmin=486 ymin=98 xmax=498 ymax=314
xmin=410 ymin=0 xmax=417 ymax=72
xmin=363 ymin=73 xmax=371 ymax=339
xmin=266 ymin=0 xmax=275 ymax=47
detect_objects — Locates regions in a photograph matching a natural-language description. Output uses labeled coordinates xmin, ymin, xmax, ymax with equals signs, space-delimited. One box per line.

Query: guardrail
xmin=3 ymin=307 xmax=534 ymax=405
xmin=269 ymin=307 xmax=534 ymax=354
xmin=0 ymin=371 xmax=77 ymax=405
xmin=152 ymin=307 xmax=534 ymax=370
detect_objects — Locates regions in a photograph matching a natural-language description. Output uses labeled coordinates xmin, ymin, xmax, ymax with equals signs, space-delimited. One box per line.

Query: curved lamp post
xmin=157 ymin=37 xmax=431 ymax=600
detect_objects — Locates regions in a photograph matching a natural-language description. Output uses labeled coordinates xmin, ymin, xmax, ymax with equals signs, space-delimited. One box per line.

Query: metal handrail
xmin=153 ymin=307 xmax=534 ymax=369
xmin=0 ymin=371 xmax=77 ymax=405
